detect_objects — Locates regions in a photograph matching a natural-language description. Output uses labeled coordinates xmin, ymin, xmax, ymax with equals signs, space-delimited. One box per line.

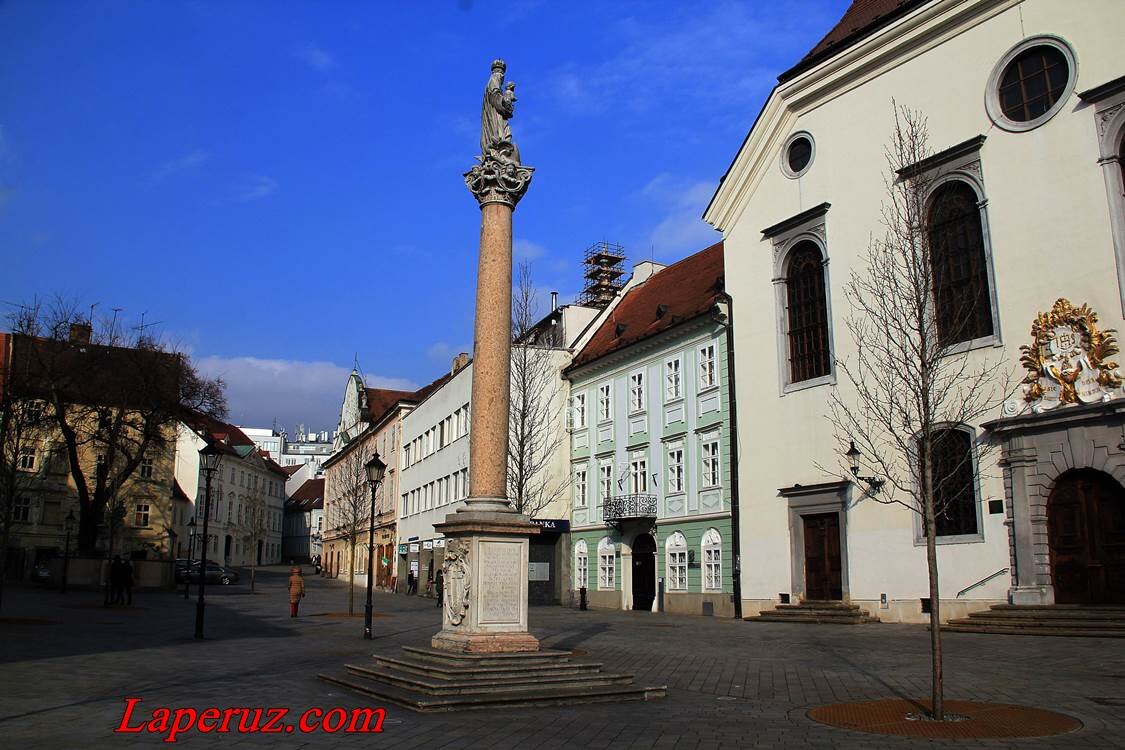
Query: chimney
xmin=550 ymin=291 xmax=558 ymax=311
xmin=451 ymin=352 xmax=470 ymax=374
xmin=69 ymin=322 xmax=92 ymax=345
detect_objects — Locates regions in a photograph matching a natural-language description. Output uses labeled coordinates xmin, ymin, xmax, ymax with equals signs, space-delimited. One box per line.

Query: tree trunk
xmin=923 ymin=462 xmax=944 ymax=720
xmin=78 ymin=507 xmax=101 ymax=554
xmin=348 ymin=541 xmax=355 ymax=615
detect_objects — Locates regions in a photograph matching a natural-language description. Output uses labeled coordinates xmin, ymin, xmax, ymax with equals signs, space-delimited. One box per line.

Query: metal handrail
xmin=603 ymin=494 xmax=658 ymax=521
xmin=956 ymin=567 xmax=1009 ymax=598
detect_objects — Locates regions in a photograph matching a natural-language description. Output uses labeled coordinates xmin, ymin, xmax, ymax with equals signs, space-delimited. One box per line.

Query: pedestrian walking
xmin=407 ymin=571 xmax=416 ymax=595
xmin=435 ymin=569 xmax=443 ymax=608
xmin=109 ymin=555 xmax=125 ymax=605
xmin=288 ymin=566 xmax=305 ymax=617
xmin=122 ymin=559 xmax=134 ymax=605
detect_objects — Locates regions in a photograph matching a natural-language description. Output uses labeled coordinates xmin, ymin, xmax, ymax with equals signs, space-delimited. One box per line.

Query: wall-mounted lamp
xmin=845 ymin=440 xmax=884 ymax=494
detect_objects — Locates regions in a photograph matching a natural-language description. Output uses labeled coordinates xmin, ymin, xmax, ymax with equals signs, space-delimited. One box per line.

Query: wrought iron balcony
xmin=603 ymin=494 xmax=657 ymax=522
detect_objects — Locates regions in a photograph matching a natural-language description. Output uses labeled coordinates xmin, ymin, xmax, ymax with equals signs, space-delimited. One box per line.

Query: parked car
xmin=186 ymin=563 xmax=239 ymax=586
xmin=174 ymin=559 xmax=194 ymax=583
xmin=31 ymin=563 xmax=52 ymax=584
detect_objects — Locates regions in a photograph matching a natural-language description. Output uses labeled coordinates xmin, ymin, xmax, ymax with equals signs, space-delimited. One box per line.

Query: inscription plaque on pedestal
xmin=479 ymin=540 xmax=522 ymax=624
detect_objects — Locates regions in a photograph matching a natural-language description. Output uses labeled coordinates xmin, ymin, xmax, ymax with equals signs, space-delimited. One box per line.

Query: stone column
xmin=429 ymin=140 xmax=540 ymax=653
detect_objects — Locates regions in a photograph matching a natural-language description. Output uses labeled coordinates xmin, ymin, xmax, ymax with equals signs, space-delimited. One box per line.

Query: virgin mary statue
xmin=480 ymin=59 xmax=519 ymax=164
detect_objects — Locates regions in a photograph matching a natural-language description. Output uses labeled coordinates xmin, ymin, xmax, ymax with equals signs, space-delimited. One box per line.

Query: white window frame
xmin=574 ymin=465 xmax=588 ymax=508
xmin=666 ymin=444 xmax=684 ymax=494
xmin=135 ymin=503 xmax=151 ymax=527
xmin=702 ymin=527 xmax=722 ymax=591
xmin=13 ymin=496 xmax=31 ymax=522
xmin=597 ymin=383 xmax=612 ymax=423
xmin=599 ymin=462 xmax=614 ymax=505
xmin=574 ymin=539 xmax=588 ymax=589
xmin=629 ymin=370 xmax=645 ymax=413
xmin=665 ymin=357 xmax=682 ymax=401
xmin=665 ymin=531 xmax=688 ymax=591
xmin=701 ymin=434 xmax=720 ymax=489
xmin=629 ymin=454 xmax=648 ymax=494
xmin=698 ymin=344 xmax=717 ymax=390
xmin=598 ymin=538 xmax=615 ymax=590
xmin=17 ymin=449 xmax=36 ymax=472
xmin=571 ymin=392 xmax=587 ymax=429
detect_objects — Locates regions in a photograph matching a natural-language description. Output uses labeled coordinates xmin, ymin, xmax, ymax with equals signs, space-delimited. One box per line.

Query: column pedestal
xmin=431 ymin=506 xmax=541 ymax=653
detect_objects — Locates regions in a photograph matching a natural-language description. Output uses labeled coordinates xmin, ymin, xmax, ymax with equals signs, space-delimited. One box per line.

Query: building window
xmin=629 ymin=371 xmax=645 ymax=413
xmin=699 ymin=345 xmax=716 ymax=389
xmin=928 ymin=427 xmax=980 ymax=538
xmin=574 ymin=539 xmax=588 ymax=589
xmin=665 ymin=532 xmax=688 ymax=591
xmin=666 ymin=445 xmax=684 ymax=494
xmin=630 ymin=455 xmax=648 ymax=494
xmin=927 ymin=181 xmax=994 ymax=347
xmin=598 ymin=384 xmax=612 ymax=422
xmin=571 ymin=392 xmax=587 ymax=429
xmin=785 ymin=242 xmax=831 ymax=383
xmin=598 ymin=538 xmax=615 ymax=590
xmin=665 ymin=358 xmax=682 ymax=400
xmin=17 ymin=448 xmax=36 ymax=471
xmin=574 ymin=466 xmax=588 ymax=508
xmin=599 ymin=462 xmax=613 ymax=504
xmin=135 ymin=503 xmax=150 ymax=527
xmin=701 ymin=436 xmax=720 ymax=488
xmin=13 ymin=496 xmax=31 ymax=522
xmin=987 ymin=37 xmax=1076 ymax=132
xmin=781 ymin=131 xmax=815 ymax=178
xmin=702 ymin=528 xmax=722 ymax=591
xmin=139 ymin=458 xmax=154 ymax=479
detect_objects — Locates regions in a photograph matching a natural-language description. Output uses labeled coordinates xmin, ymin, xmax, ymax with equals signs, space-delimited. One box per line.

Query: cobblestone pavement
xmin=1 ymin=566 xmax=1123 ymax=749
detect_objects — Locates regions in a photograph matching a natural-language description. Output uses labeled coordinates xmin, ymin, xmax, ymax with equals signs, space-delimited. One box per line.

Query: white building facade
xmin=705 ymin=0 xmax=1125 ymax=620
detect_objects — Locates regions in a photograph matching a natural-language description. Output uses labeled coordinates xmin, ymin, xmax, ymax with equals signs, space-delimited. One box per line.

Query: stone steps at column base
xmin=400 ymin=645 xmax=573 ymax=667
xmin=317 ymin=672 xmax=667 ymax=713
xmin=373 ymin=653 xmax=604 ymax=680
xmin=345 ymin=662 xmax=635 ymax=695
xmin=942 ymin=604 xmax=1125 ymax=636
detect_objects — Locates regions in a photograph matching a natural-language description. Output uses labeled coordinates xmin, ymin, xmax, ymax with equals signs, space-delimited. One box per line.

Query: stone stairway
xmin=748 ymin=600 xmax=875 ymax=624
xmin=318 ymin=646 xmax=666 ymax=712
xmin=944 ymin=605 xmax=1125 ymax=637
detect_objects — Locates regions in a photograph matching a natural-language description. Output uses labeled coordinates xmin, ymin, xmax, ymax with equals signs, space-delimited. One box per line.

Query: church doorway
xmin=1048 ymin=469 xmax=1125 ymax=605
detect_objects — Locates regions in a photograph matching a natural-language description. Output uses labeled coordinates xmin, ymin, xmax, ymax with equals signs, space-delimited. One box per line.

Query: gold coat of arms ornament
xmin=1013 ymin=298 xmax=1123 ymax=414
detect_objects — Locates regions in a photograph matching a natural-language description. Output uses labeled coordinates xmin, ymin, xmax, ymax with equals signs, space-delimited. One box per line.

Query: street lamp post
xmin=195 ymin=444 xmax=223 ymax=640
xmin=184 ymin=517 xmax=196 ymax=599
xmin=61 ymin=509 xmax=75 ymax=594
xmin=363 ymin=452 xmax=387 ymax=640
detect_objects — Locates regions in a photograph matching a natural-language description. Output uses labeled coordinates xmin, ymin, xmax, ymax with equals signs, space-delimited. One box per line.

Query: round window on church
xmin=781 ymin=132 xmax=815 ymax=179
xmin=986 ymin=36 xmax=1077 ymax=133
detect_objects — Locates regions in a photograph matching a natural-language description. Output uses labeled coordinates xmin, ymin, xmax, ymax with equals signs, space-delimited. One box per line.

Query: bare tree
xmin=508 ymin=262 xmax=568 ymax=517
xmin=0 ymin=392 xmax=48 ymax=613
xmin=825 ymin=104 xmax=1011 ymax=720
xmin=6 ymin=298 xmax=226 ymax=554
xmin=238 ymin=493 xmax=269 ymax=592
xmin=326 ymin=446 xmax=372 ymax=615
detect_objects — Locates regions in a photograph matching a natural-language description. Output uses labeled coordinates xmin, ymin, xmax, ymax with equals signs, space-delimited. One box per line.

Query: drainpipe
xmin=720 ymin=293 xmax=743 ymax=619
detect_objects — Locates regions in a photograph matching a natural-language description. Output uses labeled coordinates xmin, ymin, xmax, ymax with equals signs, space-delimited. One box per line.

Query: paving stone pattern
xmin=1 ymin=567 xmax=1123 ymax=749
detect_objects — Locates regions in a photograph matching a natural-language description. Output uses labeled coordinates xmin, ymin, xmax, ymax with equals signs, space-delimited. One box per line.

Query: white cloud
xmin=637 ymin=173 xmax=721 ymax=259
xmin=230 ymin=174 xmax=277 ymax=202
xmin=195 ymin=355 xmax=415 ymax=432
xmin=153 ymin=149 xmax=209 ymax=181
xmin=426 ymin=341 xmax=470 ymax=365
xmin=297 ymin=43 xmax=338 ymax=72
xmin=513 ymin=239 xmax=547 ymax=261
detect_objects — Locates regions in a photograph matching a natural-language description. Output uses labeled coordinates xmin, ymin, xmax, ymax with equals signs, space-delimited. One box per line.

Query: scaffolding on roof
xmin=578 ymin=241 xmax=626 ymax=308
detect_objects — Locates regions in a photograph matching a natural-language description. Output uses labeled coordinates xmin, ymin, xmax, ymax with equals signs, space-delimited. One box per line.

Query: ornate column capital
xmin=464 ymin=155 xmax=534 ymax=209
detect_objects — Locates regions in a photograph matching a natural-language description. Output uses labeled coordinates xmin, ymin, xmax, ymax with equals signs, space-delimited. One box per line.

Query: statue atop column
xmin=465 ymin=59 xmax=533 ymax=208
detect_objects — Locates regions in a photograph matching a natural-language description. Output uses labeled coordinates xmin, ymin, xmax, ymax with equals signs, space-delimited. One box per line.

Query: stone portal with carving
xmin=1008 ymin=298 xmax=1123 ymax=415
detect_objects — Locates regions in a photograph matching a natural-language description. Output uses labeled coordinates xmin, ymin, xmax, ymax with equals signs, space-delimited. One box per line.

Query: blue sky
xmin=0 ymin=0 xmax=848 ymax=432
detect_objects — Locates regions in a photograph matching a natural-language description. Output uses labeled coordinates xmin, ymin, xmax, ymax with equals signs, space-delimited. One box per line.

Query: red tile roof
xmin=363 ymin=387 xmax=418 ymax=421
xmin=281 ymin=464 xmax=304 ymax=476
xmin=570 ymin=241 xmax=725 ymax=369
xmin=286 ymin=478 xmax=325 ymax=511
xmin=780 ymin=0 xmax=928 ymax=82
